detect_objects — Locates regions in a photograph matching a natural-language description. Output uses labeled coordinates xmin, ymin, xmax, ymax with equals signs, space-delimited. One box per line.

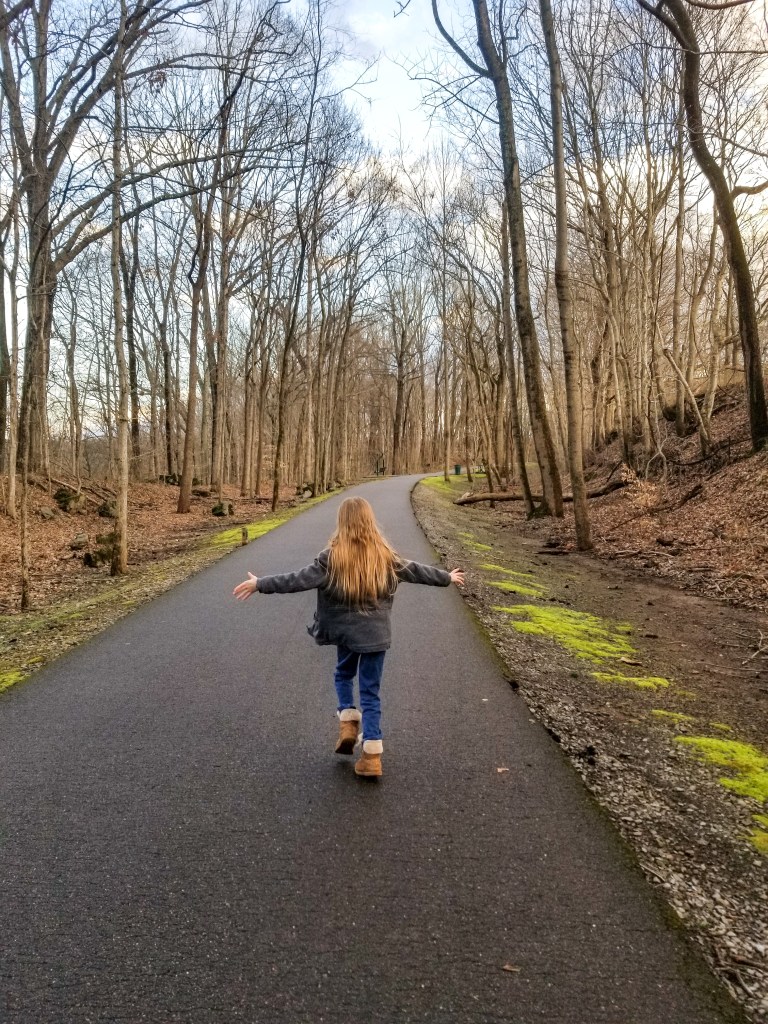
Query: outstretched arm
xmin=235 ymin=556 xmax=328 ymax=598
xmin=396 ymin=561 xmax=463 ymax=587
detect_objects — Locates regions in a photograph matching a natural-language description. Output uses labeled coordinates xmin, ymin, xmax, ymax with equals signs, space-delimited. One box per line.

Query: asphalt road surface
xmin=0 ymin=476 xmax=743 ymax=1023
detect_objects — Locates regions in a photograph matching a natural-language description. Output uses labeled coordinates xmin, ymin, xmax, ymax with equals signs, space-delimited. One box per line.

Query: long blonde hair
xmin=327 ymin=497 xmax=401 ymax=605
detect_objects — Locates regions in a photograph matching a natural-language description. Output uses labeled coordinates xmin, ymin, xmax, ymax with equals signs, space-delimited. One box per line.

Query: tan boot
xmin=354 ymin=739 xmax=383 ymax=777
xmin=335 ymin=709 xmax=361 ymax=755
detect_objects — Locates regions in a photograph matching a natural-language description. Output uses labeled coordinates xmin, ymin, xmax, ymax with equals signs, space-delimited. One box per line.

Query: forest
xmin=1 ymin=0 xmax=767 ymax=608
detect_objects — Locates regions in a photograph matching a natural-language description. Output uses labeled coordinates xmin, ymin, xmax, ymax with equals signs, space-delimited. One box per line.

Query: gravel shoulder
xmin=413 ymin=476 xmax=768 ymax=1024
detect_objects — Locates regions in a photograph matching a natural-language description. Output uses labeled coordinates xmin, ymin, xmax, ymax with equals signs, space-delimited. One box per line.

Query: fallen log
xmin=455 ymin=477 xmax=630 ymax=505
xmin=30 ymin=473 xmax=114 ymax=506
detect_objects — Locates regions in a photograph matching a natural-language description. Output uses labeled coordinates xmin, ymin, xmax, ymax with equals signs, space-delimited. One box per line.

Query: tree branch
xmin=637 ymin=0 xmax=690 ymax=49
xmin=731 ymin=180 xmax=768 ymax=199
xmin=0 ymin=0 xmax=32 ymax=33
xmin=684 ymin=0 xmax=754 ymax=9
xmin=430 ymin=0 xmax=490 ymax=79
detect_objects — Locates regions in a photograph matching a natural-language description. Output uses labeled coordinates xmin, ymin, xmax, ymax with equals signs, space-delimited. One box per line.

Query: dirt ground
xmin=555 ymin=401 xmax=768 ymax=613
xmin=413 ymin=475 xmax=768 ymax=1023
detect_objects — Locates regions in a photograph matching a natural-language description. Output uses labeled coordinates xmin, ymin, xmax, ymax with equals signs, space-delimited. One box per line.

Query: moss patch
xmin=210 ymin=493 xmax=332 ymax=549
xmin=479 ymin=563 xmax=535 ymax=578
xmin=751 ymin=814 xmax=768 ymax=855
xmin=455 ymin=531 xmax=492 ymax=552
xmin=480 ymin=565 xmax=544 ymax=597
xmin=593 ymin=671 xmax=671 ymax=691
xmin=488 ymin=580 xmax=546 ymax=598
xmin=652 ymin=709 xmax=694 ymax=723
xmin=675 ymin=736 xmax=768 ymax=803
xmin=456 ymin=531 xmax=493 ymax=552
xmin=494 ymin=604 xmax=636 ymax=663
xmin=420 ymin=476 xmax=458 ymax=495
xmin=709 ymin=722 xmax=734 ymax=733
xmin=0 ymin=670 xmax=28 ymax=693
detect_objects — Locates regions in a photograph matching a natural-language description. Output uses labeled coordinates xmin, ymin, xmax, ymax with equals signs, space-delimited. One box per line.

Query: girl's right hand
xmin=449 ymin=568 xmax=465 ymax=587
xmin=233 ymin=571 xmax=259 ymax=600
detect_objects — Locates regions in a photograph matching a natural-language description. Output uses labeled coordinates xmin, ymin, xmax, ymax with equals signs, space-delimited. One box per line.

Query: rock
xmin=97 ymin=501 xmax=115 ymax=518
xmin=83 ymin=532 xmax=116 ymax=568
xmin=211 ymin=503 xmax=226 ymax=517
xmin=70 ymin=533 xmax=88 ymax=551
xmin=302 ymin=489 xmax=313 ymax=500
xmin=39 ymin=506 xmax=55 ymax=520
xmin=53 ymin=487 xmax=86 ymax=513
xmin=192 ymin=488 xmax=210 ymax=498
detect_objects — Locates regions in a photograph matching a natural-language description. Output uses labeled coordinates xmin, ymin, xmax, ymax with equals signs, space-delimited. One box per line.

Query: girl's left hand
xmin=233 ymin=571 xmax=259 ymax=600
xmin=449 ymin=568 xmax=465 ymax=587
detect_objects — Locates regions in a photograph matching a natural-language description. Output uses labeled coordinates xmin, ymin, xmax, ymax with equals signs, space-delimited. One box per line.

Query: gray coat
xmin=256 ymin=549 xmax=451 ymax=652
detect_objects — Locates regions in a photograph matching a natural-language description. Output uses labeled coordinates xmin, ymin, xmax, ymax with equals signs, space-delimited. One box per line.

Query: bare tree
xmin=538 ymin=0 xmax=591 ymax=547
xmin=431 ymin=0 xmax=564 ymax=515
xmin=638 ymin=0 xmax=768 ymax=450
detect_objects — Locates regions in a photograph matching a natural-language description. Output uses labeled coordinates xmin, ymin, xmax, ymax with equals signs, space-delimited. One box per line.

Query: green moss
xmin=210 ymin=492 xmax=332 ymax=549
xmin=675 ymin=736 xmax=768 ymax=803
xmin=479 ymin=563 xmax=535 ymax=578
xmin=454 ymin=531 xmax=492 ymax=551
xmin=651 ymin=709 xmax=694 ymax=723
xmin=593 ymin=671 xmax=671 ymax=690
xmin=0 ymin=670 xmax=28 ymax=693
xmin=675 ymin=689 xmax=697 ymax=699
xmin=709 ymin=722 xmax=733 ymax=733
xmin=482 ymin=564 xmax=545 ymax=597
xmin=751 ymin=814 xmax=768 ymax=855
xmin=488 ymin=580 xmax=546 ymax=598
xmin=493 ymin=604 xmax=637 ymax=663
xmin=420 ymin=476 xmax=456 ymax=493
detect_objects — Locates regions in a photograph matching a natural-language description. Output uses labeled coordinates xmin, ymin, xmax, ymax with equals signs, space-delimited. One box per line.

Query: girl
xmin=233 ymin=496 xmax=464 ymax=778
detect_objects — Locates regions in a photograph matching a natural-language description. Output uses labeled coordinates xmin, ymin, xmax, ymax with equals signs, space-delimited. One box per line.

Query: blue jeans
xmin=334 ymin=645 xmax=385 ymax=741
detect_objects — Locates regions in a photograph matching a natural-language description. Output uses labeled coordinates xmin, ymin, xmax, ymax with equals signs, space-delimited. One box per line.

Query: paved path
xmin=1 ymin=476 xmax=742 ymax=1023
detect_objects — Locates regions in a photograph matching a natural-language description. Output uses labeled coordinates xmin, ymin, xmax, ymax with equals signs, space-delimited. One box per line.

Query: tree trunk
xmin=0 ymin=263 xmax=10 ymax=472
xmin=122 ymin=212 xmax=142 ymax=475
xmin=641 ymin=0 xmax=768 ymax=449
xmin=110 ymin=12 xmax=129 ymax=575
xmin=500 ymin=204 xmax=534 ymax=513
xmin=470 ymin=0 xmax=563 ymax=514
xmin=538 ymin=0 xmax=591 ymax=548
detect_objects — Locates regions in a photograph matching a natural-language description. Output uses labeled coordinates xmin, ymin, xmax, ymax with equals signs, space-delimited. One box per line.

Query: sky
xmin=305 ymin=0 xmax=447 ymax=153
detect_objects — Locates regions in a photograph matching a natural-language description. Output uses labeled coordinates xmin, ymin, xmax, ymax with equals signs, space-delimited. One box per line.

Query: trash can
xmin=454 ymin=464 xmax=461 ymax=476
